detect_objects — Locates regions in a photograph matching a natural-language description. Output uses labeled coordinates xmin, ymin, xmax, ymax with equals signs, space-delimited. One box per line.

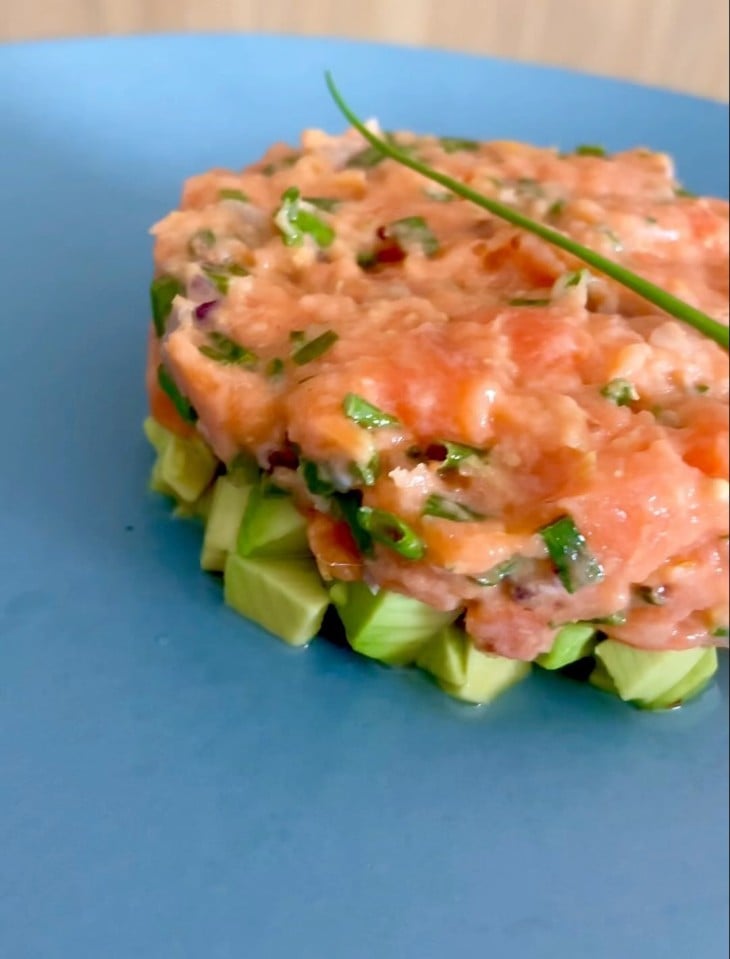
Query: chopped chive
xmin=438 ymin=441 xmax=484 ymax=471
xmin=343 ymin=393 xmax=399 ymax=429
xmin=150 ymin=275 xmax=183 ymax=337
xmin=324 ymin=72 xmax=728 ymax=351
xmin=260 ymin=154 xmax=300 ymax=176
xmin=574 ymin=144 xmax=607 ymax=157
xmin=439 ymin=136 xmax=479 ymax=153
xmin=674 ymin=186 xmax=697 ymax=198
xmin=423 ymin=494 xmax=484 ymax=522
xmin=188 ymin=228 xmax=216 ymax=257
xmin=712 ymin=625 xmax=729 ymax=638
xmin=598 ymin=226 xmax=623 ymax=251
xmin=274 ymin=186 xmax=335 ymax=248
xmin=635 ymin=584 xmax=668 ymax=606
xmin=301 ymin=459 xmax=337 ymax=497
xmin=539 ymin=515 xmax=604 ymax=593
xmin=547 ymin=199 xmax=566 ymax=219
xmin=333 ymin=491 xmax=372 ymax=553
xmin=516 ymin=177 xmax=546 ymax=198
xmin=218 ymin=188 xmax=249 ymax=202
xmin=588 ymin=611 xmax=628 ymax=626
xmin=424 ymin=187 xmax=457 ymax=203
xmin=157 ymin=365 xmax=197 ymax=423
xmin=265 ymin=357 xmax=285 ymax=378
xmin=357 ymin=506 xmax=425 ymax=559
xmin=347 ymin=145 xmax=387 ymax=169
xmin=508 ymin=297 xmax=551 ymax=307
xmin=292 ymin=329 xmax=339 ymax=365
xmin=350 ymin=453 xmax=379 ymax=487
xmin=388 ymin=216 xmax=439 ymax=256
xmin=695 ymin=383 xmax=710 ymax=394
xmin=303 ymin=196 xmax=341 ymax=211
xmin=356 ymin=250 xmax=378 ymax=269
xmin=471 ymin=558 xmax=517 ymax=587
xmin=563 ymin=269 xmax=588 ymax=288
xmin=198 ymin=332 xmax=258 ymax=367
xmin=202 ymin=263 xmax=249 ymax=294
xmin=601 ymin=378 xmax=638 ymax=406
xmin=289 ymin=330 xmax=306 ymax=346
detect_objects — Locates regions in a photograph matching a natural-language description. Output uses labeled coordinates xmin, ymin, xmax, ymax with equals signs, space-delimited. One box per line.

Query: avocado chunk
xmin=588 ymin=659 xmax=619 ymax=696
xmin=143 ymin=416 xmax=172 ymax=455
xmin=594 ymin=640 xmax=709 ymax=704
xmin=330 ymin=580 xmax=457 ymax=665
xmin=438 ymin=641 xmax=531 ymax=705
xmin=639 ymin=647 xmax=718 ymax=710
xmin=200 ymin=477 xmax=253 ymax=571
xmin=536 ymin=623 xmax=597 ymax=670
xmin=154 ymin=432 xmax=217 ymax=504
xmin=416 ymin=625 xmax=469 ymax=685
xmin=236 ymin=485 xmax=310 ymax=558
xmin=224 ymin=554 xmax=329 ymax=646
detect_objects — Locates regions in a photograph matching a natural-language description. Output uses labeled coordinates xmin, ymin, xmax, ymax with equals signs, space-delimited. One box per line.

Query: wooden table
xmin=3 ymin=0 xmax=728 ymax=101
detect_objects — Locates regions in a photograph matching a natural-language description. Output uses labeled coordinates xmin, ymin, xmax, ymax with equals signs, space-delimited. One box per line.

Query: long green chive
xmin=199 ymin=332 xmax=257 ymax=367
xmin=150 ymin=275 xmax=183 ymax=337
xmin=157 ymin=365 xmax=197 ymax=423
xmin=508 ymin=297 xmax=551 ymax=307
xmin=539 ymin=515 xmax=604 ymax=593
xmin=357 ymin=507 xmax=425 ymax=559
xmin=574 ymin=144 xmax=607 ymax=157
xmin=423 ymin=494 xmax=484 ymax=522
xmin=343 ymin=393 xmax=399 ymax=429
xmin=292 ymin=329 xmax=339 ymax=365
xmin=325 ymin=72 xmax=728 ymax=351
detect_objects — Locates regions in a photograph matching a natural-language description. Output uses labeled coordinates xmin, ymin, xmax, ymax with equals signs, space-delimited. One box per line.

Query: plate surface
xmin=1 ymin=34 xmax=727 ymax=959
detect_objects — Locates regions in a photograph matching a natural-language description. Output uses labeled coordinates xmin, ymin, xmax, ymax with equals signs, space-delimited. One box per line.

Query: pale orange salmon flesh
xmin=146 ymin=127 xmax=729 ymax=661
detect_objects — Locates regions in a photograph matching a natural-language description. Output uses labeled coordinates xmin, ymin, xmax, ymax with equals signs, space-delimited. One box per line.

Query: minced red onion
xmin=194 ymin=300 xmax=218 ymax=324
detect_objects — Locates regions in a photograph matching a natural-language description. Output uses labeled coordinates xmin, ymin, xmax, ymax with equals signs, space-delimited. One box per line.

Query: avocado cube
xmin=236 ymin=485 xmax=310 ymax=558
xmin=439 ymin=643 xmax=531 ymax=705
xmin=537 ymin=623 xmax=597 ymax=670
xmin=594 ymin=640 xmax=709 ymax=703
xmin=201 ymin=477 xmax=253 ymax=571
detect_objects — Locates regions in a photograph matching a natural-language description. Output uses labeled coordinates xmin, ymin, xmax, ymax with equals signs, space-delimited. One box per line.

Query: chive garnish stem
xmin=324 ymin=72 xmax=728 ymax=351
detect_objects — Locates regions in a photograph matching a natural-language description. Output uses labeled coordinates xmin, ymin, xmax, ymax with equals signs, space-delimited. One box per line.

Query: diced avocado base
xmin=594 ymin=640 xmax=711 ymax=705
xmin=536 ymin=623 xmax=597 ymax=670
xmin=330 ymin=580 xmax=457 ymax=665
xmin=144 ymin=418 xmax=217 ymax=504
xmin=416 ymin=625 xmax=469 ymax=685
xmin=438 ymin=641 xmax=531 ymax=705
xmin=637 ymin=647 xmax=718 ymax=710
xmin=237 ymin=484 xmax=310 ymax=558
xmin=224 ymin=554 xmax=329 ymax=646
xmin=143 ymin=416 xmax=172 ymax=455
xmin=201 ymin=476 xmax=253 ymax=571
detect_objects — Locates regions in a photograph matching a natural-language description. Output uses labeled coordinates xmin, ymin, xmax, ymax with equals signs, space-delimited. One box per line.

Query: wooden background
xmin=3 ymin=0 xmax=728 ymax=101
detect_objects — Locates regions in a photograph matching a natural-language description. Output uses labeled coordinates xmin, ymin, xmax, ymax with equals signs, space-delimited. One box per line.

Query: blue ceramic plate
xmin=1 ymin=34 xmax=727 ymax=959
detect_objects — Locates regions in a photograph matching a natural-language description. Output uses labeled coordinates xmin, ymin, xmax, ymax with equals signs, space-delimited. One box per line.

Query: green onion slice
xmin=274 ymin=187 xmax=335 ymax=248
xmin=539 ymin=515 xmax=604 ymax=593
xmin=150 ymin=275 xmax=183 ymax=337
xmin=471 ymin=558 xmax=517 ymax=587
xmin=423 ymin=494 xmax=485 ymax=522
xmin=292 ymin=329 xmax=339 ymax=365
xmin=198 ymin=332 xmax=257 ymax=367
xmin=357 ymin=506 xmax=425 ymax=559
xmin=324 ymin=72 xmax=728 ymax=351
xmin=157 ymin=365 xmax=197 ymax=423
xmin=343 ymin=393 xmax=399 ymax=429
xmin=601 ymin=378 xmax=639 ymax=406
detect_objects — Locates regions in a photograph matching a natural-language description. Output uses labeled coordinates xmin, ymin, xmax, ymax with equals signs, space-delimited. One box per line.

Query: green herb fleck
xmin=274 ymin=187 xmax=335 ymax=248
xmin=695 ymin=383 xmax=710 ymax=394
xmin=301 ymin=459 xmax=337 ymax=497
xmin=343 ymin=393 xmax=399 ymax=429
xmin=202 ymin=263 xmax=249 ymax=294
xmin=333 ymin=491 xmax=372 ymax=553
xmin=302 ymin=196 xmax=341 ymax=212
xmin=150 ymin=275 xmax=183 ymax=337
xmin=712 ymin=625 xmax=729 ymax=638
xmin=588 ymin=611 xmax=628 ymax=626
xmin=516 ymin=178 xmax=546 ymax=198
xmin=389 ymin=216 xmax=439 ymax=256
xmin=188 ymin=228 xmax=216 ymax=257
xmin=601 ymin=378 xmax=639 ymax=406
xmin=674 ymin=186 xmax=697 ymax=199
xmin=157 ymin=365 xmax=197 ymax=423
xmin=198 ymin=332 xmax=257 ymax=367
xmin=575 ymin=144 xmax=607 ymax=157
xmin=424 ymin=187 xmax=456 ymax=203
xmin=292 ymin=329 xmax=339 ymax=365
xmin=508 ymin=297 xmax=551 ymax=307
xmin=547 ymin=199 xmax=565 ymax=220
xmin=261 ymin=154 xmax=300 ymax=176
xmin=218 ymin=188 xmax=249 ymax=202
xmin=539 ymin=515 xmax=604 ymax=593
xmin=423 ymin=494 xmax=484 ymax=522
xmin=439 ymin=136 xmax=480 ymax=153
xmin=265 ymin=357 xmax=285 ymax=378
xmin=350 ymin=453 xmax=379 ymax=487
xmin=357 ymin=506 xmax=425 ymax=559
xmin=471 ymin=559 xmax=517 ymax=587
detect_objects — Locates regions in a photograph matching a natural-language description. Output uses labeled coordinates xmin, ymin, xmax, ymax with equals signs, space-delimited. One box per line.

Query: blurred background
xmin=2 ymin=0 xmax=728 ymax=101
